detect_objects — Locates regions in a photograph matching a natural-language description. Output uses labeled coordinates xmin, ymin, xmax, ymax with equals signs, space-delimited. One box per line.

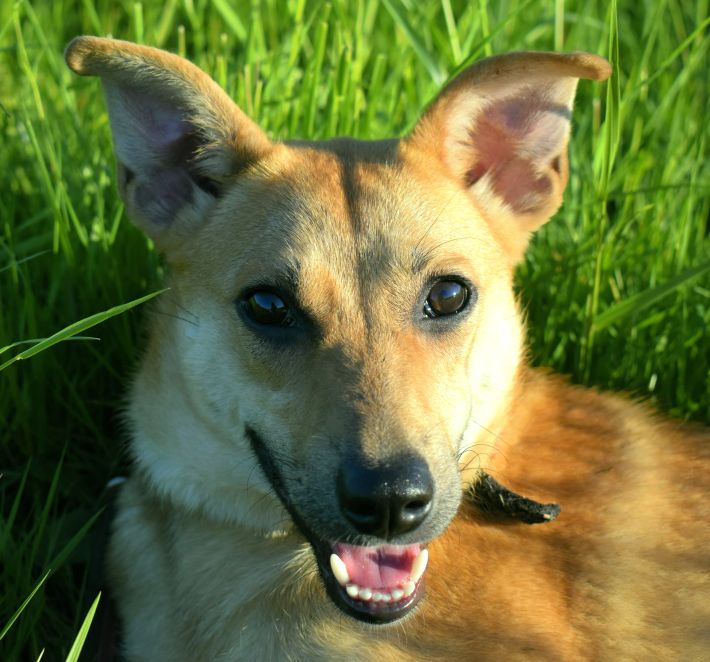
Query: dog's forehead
xmin=202 ymin=138 xmax=503 ymax=300
xmin=273 ymin=138 xmax=433 ymax=258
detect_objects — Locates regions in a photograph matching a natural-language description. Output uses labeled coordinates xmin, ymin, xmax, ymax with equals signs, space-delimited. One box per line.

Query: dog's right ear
xmin=65 ymin=36 xmax=272 ymax=254
xmin=405 ymin=51 xmax=610 ymax=261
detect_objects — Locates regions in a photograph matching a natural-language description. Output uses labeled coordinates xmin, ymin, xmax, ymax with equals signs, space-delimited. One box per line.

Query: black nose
xmin=336 ymin=454 xmax=434 ymax=539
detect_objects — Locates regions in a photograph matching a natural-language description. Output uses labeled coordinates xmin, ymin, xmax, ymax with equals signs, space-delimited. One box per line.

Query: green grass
xmin=1 ymin=0 xmax=708 ymax=658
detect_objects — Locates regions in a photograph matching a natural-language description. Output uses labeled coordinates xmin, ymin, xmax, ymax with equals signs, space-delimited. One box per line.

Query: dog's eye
xmin=242 ymin=291 xmax=294 ymax=327
xmin=424 ymin=280 xmax=469 ymax=318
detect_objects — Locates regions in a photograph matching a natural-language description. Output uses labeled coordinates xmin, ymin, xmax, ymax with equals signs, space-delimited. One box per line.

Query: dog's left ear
xmin=407 ymin=51 xmax=611 ymax=260
xmin=65 ymin=36 xmax=273 ymax=256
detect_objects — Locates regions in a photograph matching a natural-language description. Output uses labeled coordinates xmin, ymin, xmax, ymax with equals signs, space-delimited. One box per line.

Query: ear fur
xmin=408 ymin=51 xmax=611 ymax=260
xmin=65 ymin=36 xmax=272 ymax=253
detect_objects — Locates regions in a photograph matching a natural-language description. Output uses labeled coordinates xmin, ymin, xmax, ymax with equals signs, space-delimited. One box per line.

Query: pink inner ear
xmin=109 ymin=86 xmax=216 ymax=228
xmin=133 ymin=168 xmax=195 ymax=227
xmin=464 ymin=90 xmax=570 ymax=214
xmin=124 ymin=88 xmax=195 ymax=155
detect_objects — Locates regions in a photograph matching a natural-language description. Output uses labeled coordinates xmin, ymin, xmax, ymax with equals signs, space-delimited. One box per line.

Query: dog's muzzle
xmin=246 ymin=426 xmax=436 ymax=623
xmin=325 ymin=453 xmax=433 ymax=621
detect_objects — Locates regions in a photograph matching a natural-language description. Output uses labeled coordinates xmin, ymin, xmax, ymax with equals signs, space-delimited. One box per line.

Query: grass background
xmin=1 ymin=0 xmax=708 ymax=658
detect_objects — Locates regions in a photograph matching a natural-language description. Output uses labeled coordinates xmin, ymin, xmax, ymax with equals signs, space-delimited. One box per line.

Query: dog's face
xmin=66 ymin=38 xmax=610 ymax=623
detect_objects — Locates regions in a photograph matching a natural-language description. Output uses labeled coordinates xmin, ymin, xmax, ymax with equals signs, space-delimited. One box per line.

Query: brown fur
xmin=65 ymin=36 xmax=709 ymax=660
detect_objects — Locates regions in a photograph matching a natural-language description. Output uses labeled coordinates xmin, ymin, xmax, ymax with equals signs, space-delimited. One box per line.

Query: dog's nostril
xmin=345 ymin=498 xmax=380 ymax=520
xmin=337 ymin=454 xmax=434 ymax=540
xmin=341 ymin=499 xmax=383 ymax=532
xmin=393 ymin=493 xmax=433 ymax=531
xmin=405 ymin=499 xmax=428 ymax=512
xmin=348 ymin=500 xmax=374 ymax=516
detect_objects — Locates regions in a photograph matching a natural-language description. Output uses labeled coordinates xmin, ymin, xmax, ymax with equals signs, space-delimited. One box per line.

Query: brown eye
xmin=424 ymin=280 xmax=469 ymax=318
xmin=242 ymin=291 xmax=293 ymax=326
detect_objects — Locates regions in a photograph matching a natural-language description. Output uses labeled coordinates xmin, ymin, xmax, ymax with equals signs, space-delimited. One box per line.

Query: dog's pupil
xmin=246 ymin=291 xmax=289 ymax=325
xmin=427 ymin=281 xmax=467 ymax=316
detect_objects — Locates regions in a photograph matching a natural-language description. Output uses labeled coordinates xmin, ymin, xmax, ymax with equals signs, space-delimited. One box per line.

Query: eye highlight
xmin=241 ymin=290 xmax=294 ymax=327
xmin=424 ymin=280 xmax=470 ymax=318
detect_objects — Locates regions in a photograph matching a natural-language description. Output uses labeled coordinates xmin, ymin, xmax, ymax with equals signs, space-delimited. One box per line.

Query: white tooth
xmin=410 ymin=548 xmax=429 ymax=584
xmin=381 ymin=593 xmax=392 ymax=602
xmin=358 ymin=587 xmax=372 ymax=601
xmin=403 ymin=581 xmax=416 ymax=597
xmin=372 ymin=592 xmax=383 ymax=602
xmin=329 ymin=554 xmax=350 ymax=586
xmin=391 ymin=588 xmax=404 ymax=601
xmin=346 ymin=583 xmax=359 ymax=598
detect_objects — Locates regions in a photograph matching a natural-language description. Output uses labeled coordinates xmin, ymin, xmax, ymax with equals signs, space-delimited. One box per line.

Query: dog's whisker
xmin=148 ymin=309 xmax=200 ymax=326
xmin=412 ymin=190 xmax=458 ymax=257
xmin=167 ymin=297 xmax=199 ymax=321
xmin=465 ymin=418 xmax=514 ymax=452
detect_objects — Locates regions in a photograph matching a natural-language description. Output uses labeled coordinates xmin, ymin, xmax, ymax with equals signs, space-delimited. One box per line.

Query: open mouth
xmin=317 ymin=541 xmax=428 ymax=622
xmin=245 ymin=426 xmax=430 ymax=623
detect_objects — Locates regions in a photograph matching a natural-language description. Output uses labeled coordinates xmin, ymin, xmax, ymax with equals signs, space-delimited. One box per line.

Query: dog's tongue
xmin=334 ymin=542 xmax=421 ymax=589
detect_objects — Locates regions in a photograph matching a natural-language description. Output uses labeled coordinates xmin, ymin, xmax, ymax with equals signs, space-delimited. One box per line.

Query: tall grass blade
xmin=0 ymin=289 xmax=168 ymax=372
xmin=0 ymin=572 xmax=50 ymax=642
xmin=46 ymin=508 xmax=104 ymax=572
xmin=0 ymin=337 xmax=99 ymax=357
xmin=211 ymin=0 xmax=247 ymax=42
xmin=0 ymin=461 xmax=31 ymax=554
xmin=381 ymin=0 xmax=446 ymax=84
xmin=64 ymin=592 xmax=101 ymax=662
xmin=593 ymin=259 xmax=710 ymax=331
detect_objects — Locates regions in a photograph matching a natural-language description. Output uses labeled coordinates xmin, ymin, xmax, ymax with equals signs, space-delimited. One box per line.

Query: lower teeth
xmin=344 ymin=582 xmax=417 ymax=604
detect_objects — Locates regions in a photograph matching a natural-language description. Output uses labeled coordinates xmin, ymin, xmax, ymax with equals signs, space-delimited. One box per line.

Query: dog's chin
xmin=245 ymin=426 xmax=427 ymax=624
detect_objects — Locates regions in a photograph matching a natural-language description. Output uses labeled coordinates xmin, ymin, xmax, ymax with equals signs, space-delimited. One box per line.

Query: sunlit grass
xmin=1 ymin=0 xmax=708 ymax=657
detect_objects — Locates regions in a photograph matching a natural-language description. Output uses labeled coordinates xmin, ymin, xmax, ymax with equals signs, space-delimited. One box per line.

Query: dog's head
xmin=66 ymin=37 xmax=609 ymax=623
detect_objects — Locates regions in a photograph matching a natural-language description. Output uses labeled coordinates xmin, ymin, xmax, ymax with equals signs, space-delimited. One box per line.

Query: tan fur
xmin=65 ymin=37 xmax=709 ymax=660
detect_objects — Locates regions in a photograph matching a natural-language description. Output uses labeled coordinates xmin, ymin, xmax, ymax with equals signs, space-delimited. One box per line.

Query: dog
xmin=65 ymin=36 xmax=710 ymax=660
